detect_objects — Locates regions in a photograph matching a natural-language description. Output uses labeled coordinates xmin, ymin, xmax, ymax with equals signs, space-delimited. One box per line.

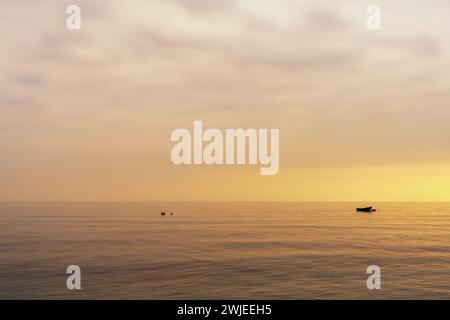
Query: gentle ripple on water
xmin=0 ymin=202 xmax=449 ymax=299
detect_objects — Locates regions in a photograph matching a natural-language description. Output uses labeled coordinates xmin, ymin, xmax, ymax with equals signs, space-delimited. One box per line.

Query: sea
xmin=0 ymin=201 xmax=449 ymax=299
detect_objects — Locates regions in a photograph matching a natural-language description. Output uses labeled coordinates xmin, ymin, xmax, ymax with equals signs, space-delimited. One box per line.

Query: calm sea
xmin=0 ymin=202 xmax=449 ymax=299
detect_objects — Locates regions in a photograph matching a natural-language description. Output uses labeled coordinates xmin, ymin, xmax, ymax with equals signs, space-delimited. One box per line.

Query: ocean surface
xmin=0 ymin=202 xmax=449 ymax=299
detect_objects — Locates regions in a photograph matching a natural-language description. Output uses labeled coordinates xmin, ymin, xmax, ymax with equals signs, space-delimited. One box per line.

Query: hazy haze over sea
xmin=1 ymin=202 xmax=449 ymax=299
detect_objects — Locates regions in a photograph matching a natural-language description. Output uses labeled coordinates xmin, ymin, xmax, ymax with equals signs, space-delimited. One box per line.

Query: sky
xmin=1 ymin=0 xmax=450 ymax=201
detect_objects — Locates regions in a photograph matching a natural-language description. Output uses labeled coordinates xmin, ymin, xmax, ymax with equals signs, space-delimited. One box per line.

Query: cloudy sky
xmin=1 ymin=0 xmax=450 ymax=201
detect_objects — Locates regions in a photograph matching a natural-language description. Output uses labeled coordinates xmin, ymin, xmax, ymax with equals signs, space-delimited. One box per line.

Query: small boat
xmin=356 ymin=207 xmax=376 ymax=212
xmin=161 ymin=212 xmax=166 ymax=216
xmin=170 ymin=212 xmax=174 ymax=216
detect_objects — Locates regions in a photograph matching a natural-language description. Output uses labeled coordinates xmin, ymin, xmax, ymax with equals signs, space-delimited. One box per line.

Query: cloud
xmin=1 ymin=0 xmax=450 ymax=199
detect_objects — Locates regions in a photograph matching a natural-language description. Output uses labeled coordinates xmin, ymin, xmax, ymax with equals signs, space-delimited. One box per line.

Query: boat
xmin=356 ymin=207 xmax=376 ymax=212
xmin=161 ymin=212 xmax=166 ymax=216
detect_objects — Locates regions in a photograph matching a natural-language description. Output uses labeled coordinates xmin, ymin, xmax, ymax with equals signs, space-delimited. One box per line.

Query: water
xmin=0 ymin=202 xmax=449 ymax=299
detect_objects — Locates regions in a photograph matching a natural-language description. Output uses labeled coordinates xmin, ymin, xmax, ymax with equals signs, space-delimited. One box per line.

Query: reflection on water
xmin=0 ymin=202 xmax=449 ymax=299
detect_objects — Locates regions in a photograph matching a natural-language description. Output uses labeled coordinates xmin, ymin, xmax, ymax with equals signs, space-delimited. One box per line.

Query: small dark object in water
xmin=161 ymin=212 xmax=166 ymax=216
xmin=356 ymin=207 xmax=375 ymax=213
xmin=170 ymin=212 xmax=174 ymax=216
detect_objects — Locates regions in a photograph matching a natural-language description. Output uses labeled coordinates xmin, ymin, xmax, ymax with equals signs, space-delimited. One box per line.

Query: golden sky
xmin=1 ymin=0 xmax=450 ymax=201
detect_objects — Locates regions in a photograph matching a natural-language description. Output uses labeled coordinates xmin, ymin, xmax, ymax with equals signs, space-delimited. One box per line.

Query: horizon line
xmin=1 ymin=200 xmax=450 ymax=203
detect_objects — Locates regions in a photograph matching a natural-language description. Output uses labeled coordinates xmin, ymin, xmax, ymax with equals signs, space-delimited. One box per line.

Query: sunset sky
xmin=1 ymin=0 xmax=450 ymax=201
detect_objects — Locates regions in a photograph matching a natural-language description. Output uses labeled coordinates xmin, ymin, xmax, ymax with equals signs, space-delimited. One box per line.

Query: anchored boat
xmin=356 ymin=207 xmax=376 ymax=213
